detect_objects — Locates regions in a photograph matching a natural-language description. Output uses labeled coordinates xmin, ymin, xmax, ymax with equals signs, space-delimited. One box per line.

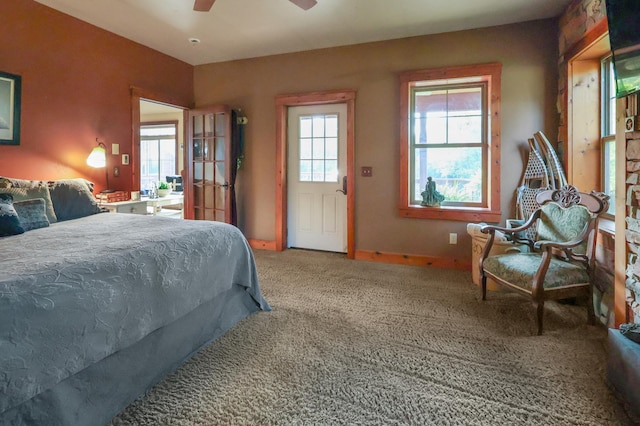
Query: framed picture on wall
xmin=0 ymin=71 xmax=21 ymax=145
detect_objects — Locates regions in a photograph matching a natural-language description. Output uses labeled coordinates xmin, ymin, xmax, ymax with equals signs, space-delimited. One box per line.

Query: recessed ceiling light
xmin=188 ymin=38 xmax=201 ymax=44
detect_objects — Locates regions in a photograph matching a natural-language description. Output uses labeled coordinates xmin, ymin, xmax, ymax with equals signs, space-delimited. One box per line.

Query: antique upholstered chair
xmin=479 ymin=185 xmax=609 ymax=335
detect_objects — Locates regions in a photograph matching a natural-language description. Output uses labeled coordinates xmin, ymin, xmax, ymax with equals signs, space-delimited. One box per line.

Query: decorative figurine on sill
xmin=421 ymin=177 xmax=445 ymax=207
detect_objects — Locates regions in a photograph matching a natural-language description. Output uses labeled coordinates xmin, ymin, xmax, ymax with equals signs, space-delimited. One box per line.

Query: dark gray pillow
xmin=47 ymin=178 xmax=102 ymax=221
xmin=0 ymin=187 xmax=57 ymax=223
xmin=14 ymin=198 xmax=50 ymax=231
xmin=0 ymin=193 xmax=25 ymax=237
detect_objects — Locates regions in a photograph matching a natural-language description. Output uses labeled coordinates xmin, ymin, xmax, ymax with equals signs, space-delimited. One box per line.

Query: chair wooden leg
xmin=481 ymin=276 xmax=487 ymax=301
xmin=534 ymin=300 xmax=544 ymax=335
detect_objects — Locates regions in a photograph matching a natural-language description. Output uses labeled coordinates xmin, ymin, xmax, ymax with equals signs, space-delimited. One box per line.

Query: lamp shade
xmin=86 ymin=145 xmax=106 ymax=168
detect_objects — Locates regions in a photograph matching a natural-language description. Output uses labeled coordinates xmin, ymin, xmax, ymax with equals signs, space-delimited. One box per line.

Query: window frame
xmin=297 ymin=113 xmax=340 ymax=183
xmin=601 ymin=55 xmax=616 ymax=217
xmin=399 ymin=63 xmax=502 ymax=222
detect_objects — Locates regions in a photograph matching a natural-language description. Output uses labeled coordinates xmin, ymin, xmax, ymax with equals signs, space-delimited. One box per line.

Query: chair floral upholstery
xmin=479 ymin=185 xmax=609 ymax=335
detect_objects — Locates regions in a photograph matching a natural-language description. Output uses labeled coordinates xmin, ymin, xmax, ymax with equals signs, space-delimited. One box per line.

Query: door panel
xmin=186 ymin=105 xmax=232 ymax=223
xmin=287 ymin=104 xmax=347 ymax=252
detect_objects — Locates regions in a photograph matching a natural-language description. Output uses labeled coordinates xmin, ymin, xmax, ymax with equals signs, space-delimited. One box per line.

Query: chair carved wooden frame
xmin=479 ymin=185 xmax=609 ymax=335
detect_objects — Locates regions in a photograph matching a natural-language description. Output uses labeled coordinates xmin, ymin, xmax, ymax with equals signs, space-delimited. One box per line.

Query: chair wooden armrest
xmin=480 ymin=210 xmax=540 ymax=255
xmin=480 ymin=210 xmax=540 ymax=236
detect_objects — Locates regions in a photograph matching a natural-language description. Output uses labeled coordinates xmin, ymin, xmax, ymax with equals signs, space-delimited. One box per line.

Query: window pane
xmin=312 ymin=138 xmax=325 ymax=159
xmin=325 ymin=138 xmax=338 ymax=159
xmin=300 ymin=138 xmax=312 ymax=159
xmin=604 ymin=57 xmax=617 ymax=137
xmin=300 ymin=117 xmax=312 ymax=138
xmin=414 ymin=86 xmax=483 ymax=145
xmin=325 ymin=115 xmax=338 ymax=137
xmin=312 ymin=160 xmax=324 ymax=181
xmin=193 ymin=117 xmax=203 ymax=138
xmin=603 ymin=139 xmax=616 ymax=215
xmin=140 ymin=124 xmax=177 ymax=189
xmin=426 ymin=115 xmax=447 ymax=144
xmin=300 ymin=160 xmax=312 ymax=181
xmin=141 ymin=125 xmax=175 ymax=137
xmin=601 ymin=57 xmax=616 ymax=216
xmin=312 ymin=116 xmax=325 ymax=137
xmin=413 ymin=147 xmax=482 ymax=203
xmin=214 ymin=113 xmax=225 ymax=136
xmin=448 ymin=114 xmax=482 ymax=144
xmin=205 ymin=114 xmax=214 ymax=137
xmin=325 ymin=160 xmax=338 ymax=182
xmin=215 ymin=137 xmax=225 ymax=161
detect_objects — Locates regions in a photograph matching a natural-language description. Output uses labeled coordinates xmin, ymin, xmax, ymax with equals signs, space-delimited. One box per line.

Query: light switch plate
xmin=122 ymin=154 xmax=130 ymax=165
xmin=112 ymin=144 xmax=120 ymax=155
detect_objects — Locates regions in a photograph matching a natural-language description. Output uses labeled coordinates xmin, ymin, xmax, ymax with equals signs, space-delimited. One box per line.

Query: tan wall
xmin=194 ymin=19 xmax=559 ymax=261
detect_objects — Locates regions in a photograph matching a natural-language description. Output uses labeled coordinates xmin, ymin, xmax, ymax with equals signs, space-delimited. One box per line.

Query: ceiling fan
xmin=193 ymin=0 xmax=317 ymax=12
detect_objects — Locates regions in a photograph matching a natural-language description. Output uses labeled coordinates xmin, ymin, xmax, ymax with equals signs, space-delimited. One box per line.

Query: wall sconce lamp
xmin=86 ymin=138 xmax=113 ymax=193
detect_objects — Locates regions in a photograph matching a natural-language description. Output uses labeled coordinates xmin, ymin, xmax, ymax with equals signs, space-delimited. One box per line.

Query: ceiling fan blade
xmin=193 ymin=0 xmax=215 ymax=12
xmin=289 ymin=0 xmax=317 ymax=10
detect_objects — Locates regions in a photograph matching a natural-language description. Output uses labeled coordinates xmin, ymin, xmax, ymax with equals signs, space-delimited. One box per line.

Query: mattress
xmin=0 ymin=213 xmax=270 ymax=418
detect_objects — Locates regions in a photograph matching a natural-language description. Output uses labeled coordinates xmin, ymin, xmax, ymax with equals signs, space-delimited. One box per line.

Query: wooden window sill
xmin=399 ymin=206 xmax=501 ymax=222
xmin=598 ymin=217 xmax=615 ymax=238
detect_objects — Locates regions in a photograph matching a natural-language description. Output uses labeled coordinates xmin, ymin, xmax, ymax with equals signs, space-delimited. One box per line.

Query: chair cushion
xmin=537 ymin=203 xmax=591 ymax=254
xmin=483 ymin=253 xmax=589 ymax=291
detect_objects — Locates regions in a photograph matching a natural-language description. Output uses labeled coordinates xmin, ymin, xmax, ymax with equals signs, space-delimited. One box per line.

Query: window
xmin=399 ymin=63 xmax=501 ymax=222
xmin=298 ymin=114 xmax=339 ymax=182
xmin=140 ymin=122 xmax=178 ymax=191
xmin=602 ymin=55 xmax=616 ymax=215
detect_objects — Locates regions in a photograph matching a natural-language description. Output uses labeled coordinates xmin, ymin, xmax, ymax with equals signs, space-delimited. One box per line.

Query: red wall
xmin=0 ymin=0 xmax=194 ymax=192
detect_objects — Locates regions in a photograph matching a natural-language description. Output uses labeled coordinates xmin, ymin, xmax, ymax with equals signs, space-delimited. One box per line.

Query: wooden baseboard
xmin=354 ymin=249 xmax=471 ymax=271
xmin=248 ymin=239 xmax=277 ymax=251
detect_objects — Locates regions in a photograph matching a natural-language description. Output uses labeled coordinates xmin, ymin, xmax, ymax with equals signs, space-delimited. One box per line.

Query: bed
xmin=0 ymin=177 xmax=270 ymax=425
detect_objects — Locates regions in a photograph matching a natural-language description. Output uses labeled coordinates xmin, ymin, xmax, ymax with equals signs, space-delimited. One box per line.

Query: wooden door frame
xmin=275 ymin=89 xmax=356 ymax=259
xmin=130 ymin=87 xmax=189 ymax=192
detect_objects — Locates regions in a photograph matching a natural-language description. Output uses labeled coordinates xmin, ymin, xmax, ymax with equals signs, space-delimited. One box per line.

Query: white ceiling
xmin=34 ymin=0 xmax=572 ymax=66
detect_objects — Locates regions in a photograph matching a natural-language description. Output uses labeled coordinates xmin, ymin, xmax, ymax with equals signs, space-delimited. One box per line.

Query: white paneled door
xmin=287 ymin=104 xmax=347 ymax=252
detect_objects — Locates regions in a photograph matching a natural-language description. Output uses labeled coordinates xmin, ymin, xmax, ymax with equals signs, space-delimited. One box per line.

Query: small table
xmin=99 ymin=199 xmax=148 ymax=215
xmin=143 ymin=194 xmax=184 ymax=217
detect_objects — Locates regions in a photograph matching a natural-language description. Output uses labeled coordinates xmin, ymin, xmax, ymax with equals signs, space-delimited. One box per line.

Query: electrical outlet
xmin=361 ymin=166 xmax=373 ymax=177
xmin=113 ymin=166 xmax=120 ymax=177
xmin=449 ymin=233 xmax=457 ymax=244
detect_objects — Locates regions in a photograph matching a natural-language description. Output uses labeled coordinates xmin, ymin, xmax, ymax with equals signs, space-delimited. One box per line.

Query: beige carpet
xmin=111 ymin=249 xmax=632 ymax=425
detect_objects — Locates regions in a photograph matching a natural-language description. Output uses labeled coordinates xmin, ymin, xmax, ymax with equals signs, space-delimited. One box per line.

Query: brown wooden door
xmin=185 ymin=105 xmax=232 ymax=223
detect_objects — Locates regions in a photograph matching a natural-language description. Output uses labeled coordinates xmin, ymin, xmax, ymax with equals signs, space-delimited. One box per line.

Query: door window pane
xmin=298 ymin=114 xmax=339 ymax=183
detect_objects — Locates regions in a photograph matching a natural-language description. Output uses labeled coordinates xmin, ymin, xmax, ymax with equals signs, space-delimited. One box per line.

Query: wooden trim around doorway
xmin=275 ymin=89 xmax=356 ymax=259
xmin=130 ymin=87 xmax=190 ymax=192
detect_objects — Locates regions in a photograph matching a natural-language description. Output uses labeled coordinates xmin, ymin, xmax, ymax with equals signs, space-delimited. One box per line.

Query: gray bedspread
xmin=0 ymin=213 xmax=269 ymax=416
